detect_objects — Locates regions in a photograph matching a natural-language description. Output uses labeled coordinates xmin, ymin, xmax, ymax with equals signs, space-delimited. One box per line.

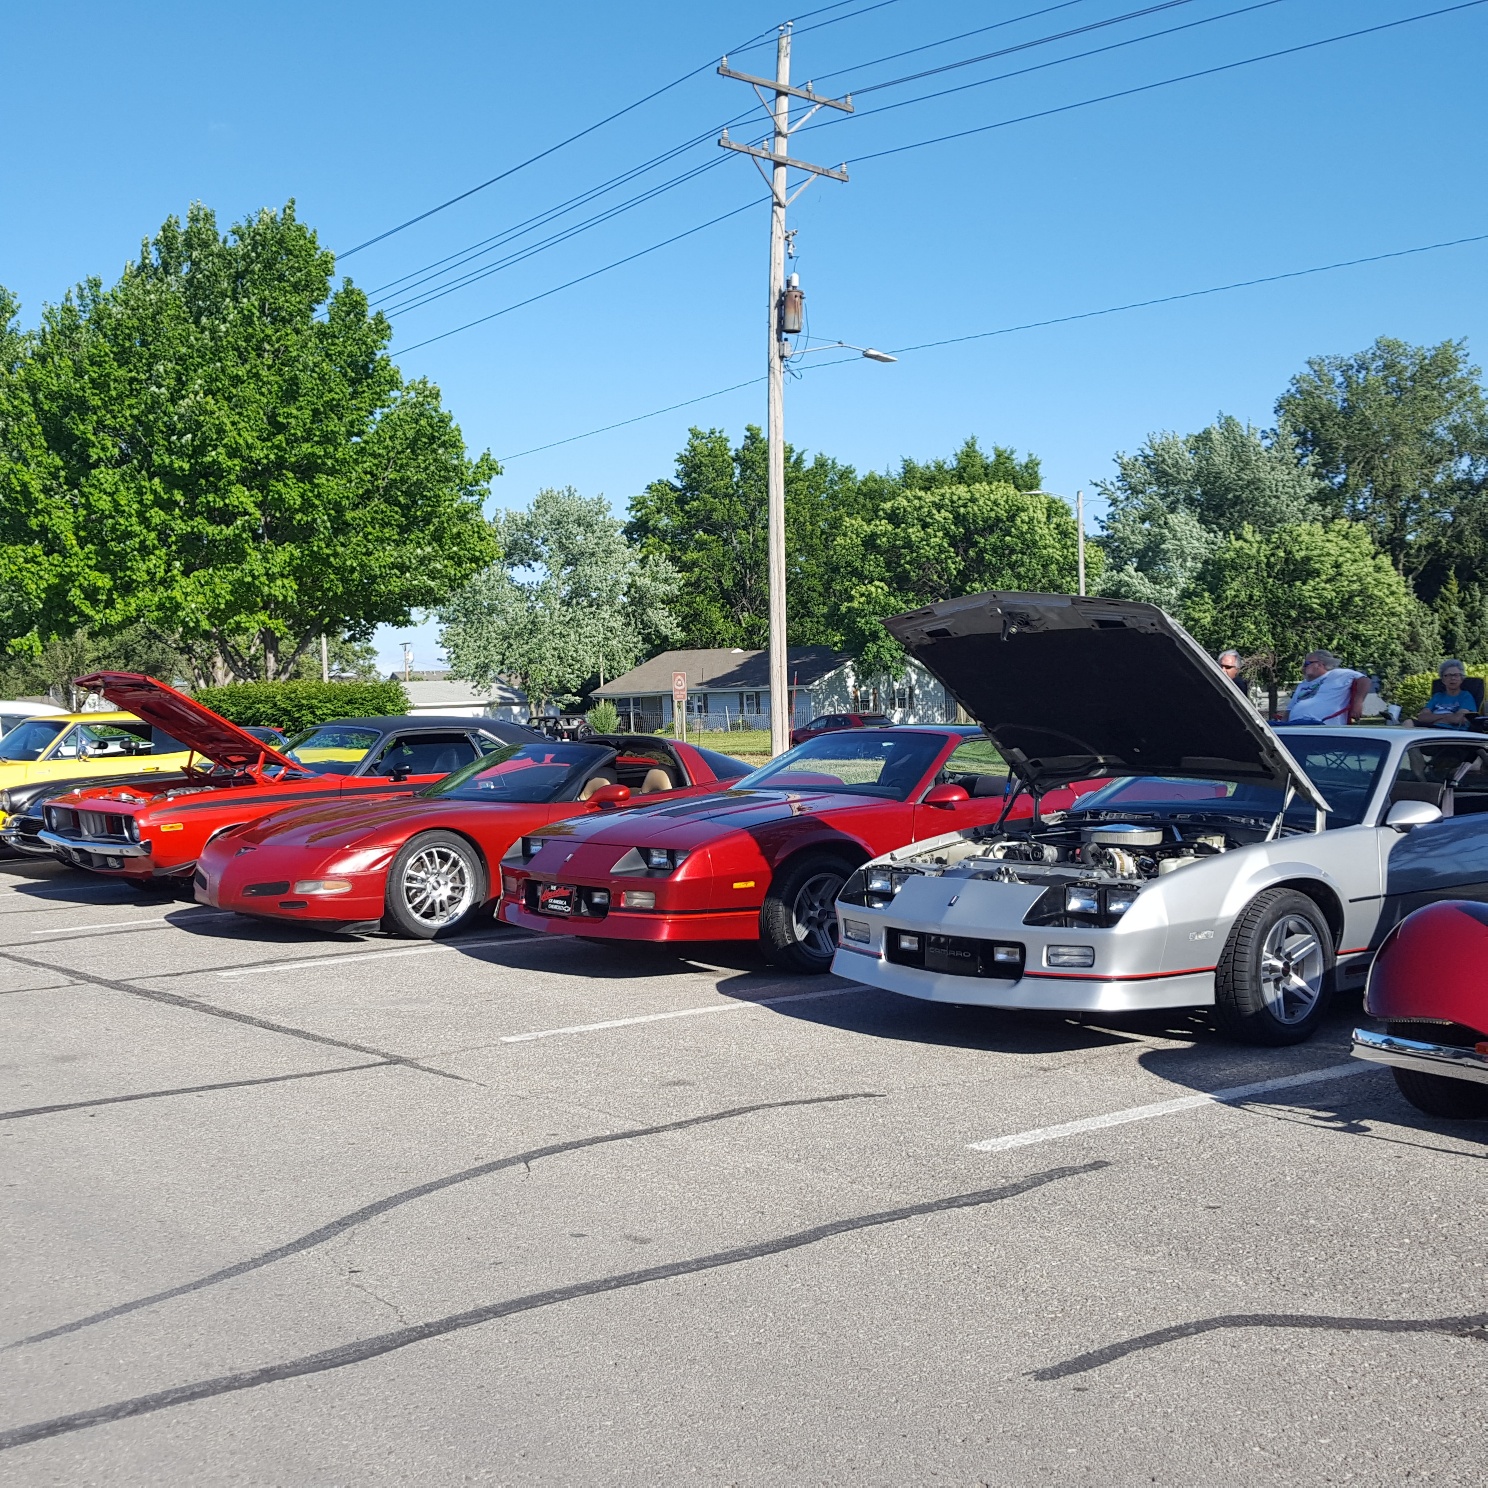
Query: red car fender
xmin=1365 ymin=901 xmax=1488 ymax=1037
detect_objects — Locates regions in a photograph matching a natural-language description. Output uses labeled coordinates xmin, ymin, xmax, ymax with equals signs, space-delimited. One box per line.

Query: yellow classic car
xmin=0 ymin=712 xmax=193 ymax=833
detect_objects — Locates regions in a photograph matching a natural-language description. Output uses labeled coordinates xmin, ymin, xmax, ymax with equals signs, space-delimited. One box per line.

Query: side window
xmin=470 ymin=731 xmax=506 ymax=755
xmin=938 ymin=737 xmax=1010 ymax=798
xmin=52 ymin=726 xmax=86 ymax=760
xmin=372 ymin=732 xmax=479 ymax=777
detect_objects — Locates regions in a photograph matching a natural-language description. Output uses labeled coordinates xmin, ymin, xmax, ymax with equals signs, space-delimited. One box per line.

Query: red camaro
xmin=37 ymin=672 xmax=537 ymax=887
xmin=194 ymin=735 xmax=750 ymax=937
xmin=498 ymin=726 xmax=1095 ymax=972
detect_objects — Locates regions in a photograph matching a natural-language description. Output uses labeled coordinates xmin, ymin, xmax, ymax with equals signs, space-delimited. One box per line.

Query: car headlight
xmin=1105 ymin=887 xmax=1138 ymax=918
xmin=521 ymin=837 xmax=546 ymax=859
xmin=644 ymin=846 xmax=689 ymax=871
xmin=841 ymin=864 xmax=920 ymax=909
xmin=1064 ymin=886 xmax=1100 ymax=916
xmin=0 ymin=790 xmax=11 ymax=812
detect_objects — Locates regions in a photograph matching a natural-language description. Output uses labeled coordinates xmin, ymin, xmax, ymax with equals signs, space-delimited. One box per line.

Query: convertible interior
xmin=576 ymin=742 xmax=683 ymax=800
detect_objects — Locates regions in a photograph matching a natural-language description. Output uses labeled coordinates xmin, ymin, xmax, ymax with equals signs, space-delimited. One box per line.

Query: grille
xmin=885 ymin=929 xmax=1024 ymax=979
xmin=243 ymin=881 xmax=291 ymax=897
xmin=79 ymin=810 xmax=130 ymax=841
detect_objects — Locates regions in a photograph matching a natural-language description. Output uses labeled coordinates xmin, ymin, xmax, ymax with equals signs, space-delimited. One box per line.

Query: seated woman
xmin=1415 ymin=659 xmax=1477 ymax=731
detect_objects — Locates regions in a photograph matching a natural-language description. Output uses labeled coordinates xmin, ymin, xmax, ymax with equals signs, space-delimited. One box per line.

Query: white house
xmin=392 ymin=675 xmax=530 ymax=723
xmin=593 ymin=647 xmax=957 ymax=733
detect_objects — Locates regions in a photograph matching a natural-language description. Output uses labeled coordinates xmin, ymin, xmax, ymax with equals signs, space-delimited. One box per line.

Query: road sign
xmin=672 ymin=671 xmax=688 ymax=703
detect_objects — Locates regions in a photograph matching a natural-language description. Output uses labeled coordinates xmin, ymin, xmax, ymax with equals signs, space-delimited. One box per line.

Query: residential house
xmin=593 ymin=647 xmax=956 ymax=733
xmin=389 ymin=672 xmax=530 ymax=723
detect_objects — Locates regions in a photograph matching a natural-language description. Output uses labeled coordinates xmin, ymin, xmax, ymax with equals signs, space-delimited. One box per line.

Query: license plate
xmin=539 ymin=883 xmax=575 ymax=915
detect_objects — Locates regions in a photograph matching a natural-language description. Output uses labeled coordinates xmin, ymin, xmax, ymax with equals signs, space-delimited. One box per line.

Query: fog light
xmin=991 ymin=945 xmax=1020 ymax=965
xmin=899 ymin=933 xmax=920 ymax=951
xmin=292 ymin=879 xmax=353 ymax=895
xmin=589 ymin=888 xmax=610 ymax=906
xmin=1064 ymin=886 xmax=1100 ymax=915
xmin=1047 ymin=944 xmax=1095 ymax=968
xmin=842 ymin=918 xmax=869 ymax=944
xmin=621 ymin=890 xmax=656 ymax=909
xmin=1106 ymin=888 xmax=1138 ymax=917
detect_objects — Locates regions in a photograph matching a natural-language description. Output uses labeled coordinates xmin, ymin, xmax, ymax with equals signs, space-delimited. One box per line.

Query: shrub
xmin=586 ymin=700 xmax=619 ymax=734
xmin=194 ymin=680 xmax=411 ymax=734
xmin=1393 ymin=668 xmax=1488 ymax=721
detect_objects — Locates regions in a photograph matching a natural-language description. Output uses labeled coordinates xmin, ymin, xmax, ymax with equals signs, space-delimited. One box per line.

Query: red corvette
xmin=193 ymin=736 xmax=750 ymax=937
xmin=38 ymin=672 xmax=537 ymax=886
xmin=1352 ymin=901 xmax=1488 ymax=1119
xmin=498 ymin=726 xmax=1094 ymax=971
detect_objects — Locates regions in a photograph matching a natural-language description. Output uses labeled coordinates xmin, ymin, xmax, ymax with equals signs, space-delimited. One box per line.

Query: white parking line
xmin=966 ymin=1061 xmax=1374 ymax=1152
xmin=499 ymin=985 xmax=858 ymax=1042
xmin=216 ymin=934 xmax=526 ymax=978
xmin=30 ymin=913 xmax=236 ymax=935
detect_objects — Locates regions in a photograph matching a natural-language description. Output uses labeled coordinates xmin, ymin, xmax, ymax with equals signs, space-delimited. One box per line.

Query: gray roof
xmin=401 ymin=678 xmax=526 ymax=709
xmin=595 ymin=646 xmax=850 ymax=698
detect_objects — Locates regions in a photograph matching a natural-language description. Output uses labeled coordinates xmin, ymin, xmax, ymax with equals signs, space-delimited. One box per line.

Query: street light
xmin=787 ymin=340 xmax=898 ymax=363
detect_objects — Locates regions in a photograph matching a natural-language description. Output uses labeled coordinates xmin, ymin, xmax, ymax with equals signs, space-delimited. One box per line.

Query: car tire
xmin=1213 ymin=888 xmax=1334 ymax=1045
xmin=760 ymin=853 xmax=856 ymax=974
xmin=1384 ymin=1022 xmax=1488 ymax=1119
xmin=383 ymin=831 xmax=487 ymax=940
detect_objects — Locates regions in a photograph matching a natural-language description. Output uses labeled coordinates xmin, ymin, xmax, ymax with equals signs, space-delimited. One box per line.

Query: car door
xmin=914 ymin=735 xmax=1013 ymax=839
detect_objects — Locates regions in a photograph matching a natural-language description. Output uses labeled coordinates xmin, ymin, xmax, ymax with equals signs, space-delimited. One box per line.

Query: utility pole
xmin=719 ymin=26 xmax=851 ymax=757
xmin=320 ymin=632 xmax=330 ymax=683
xmin=1076 ymin=490 xmax=1086 ymax=597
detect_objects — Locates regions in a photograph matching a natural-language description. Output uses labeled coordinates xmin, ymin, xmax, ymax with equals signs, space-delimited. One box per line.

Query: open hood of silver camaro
xmin=885 ymin=592 xmax=1330 ymax=813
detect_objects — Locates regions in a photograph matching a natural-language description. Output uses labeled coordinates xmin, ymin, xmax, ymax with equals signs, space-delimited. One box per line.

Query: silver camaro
xmin=832 ymin=593 xmax=1488 ymax=1046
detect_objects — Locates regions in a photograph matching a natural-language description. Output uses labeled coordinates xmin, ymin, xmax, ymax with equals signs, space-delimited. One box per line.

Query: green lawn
xmin=678 ymin=727 xmax=774 ymax=762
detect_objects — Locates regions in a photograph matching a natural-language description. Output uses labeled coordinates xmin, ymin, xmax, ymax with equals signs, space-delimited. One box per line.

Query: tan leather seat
xmin=639 ymin=767 xmax=675 ymax=795
xmin=578 ymin=769 xmax=619 ymax=801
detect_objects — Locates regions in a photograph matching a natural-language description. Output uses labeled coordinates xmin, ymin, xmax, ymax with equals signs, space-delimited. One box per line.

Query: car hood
xmin=77 ymin=672 xmax=299 ymax=774
xmin=534 ymin=787 xmax=875 ymax=849
xmin=885 ymin=592 xmax=1328 ymax=810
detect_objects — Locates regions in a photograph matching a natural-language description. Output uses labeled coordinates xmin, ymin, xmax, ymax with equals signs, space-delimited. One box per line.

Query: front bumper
xmin=0 ymin=815 xmax=56 ymax=857
xmin=1350 ymin=1027 xmax=1488 ymax=1086
xmin=500 ymin=897 xmax=758 ymax=942
xmin=38 ymin=829 xmax=151 ymax=872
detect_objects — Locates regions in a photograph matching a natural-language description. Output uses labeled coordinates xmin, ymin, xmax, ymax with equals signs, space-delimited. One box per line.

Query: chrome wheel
xmin=790 ymin=870 xmax=844 ymax=959
xmin=1259 ymin=914 xmax=1325 ymax=1025
xmin=399 ymin=844 xmax=475 ymax=929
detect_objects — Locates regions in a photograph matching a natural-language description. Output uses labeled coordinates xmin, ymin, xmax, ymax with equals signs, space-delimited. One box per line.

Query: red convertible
xmin=37 ymin=672 xmax=537 ymax=887
xmin=498 ymin=726 xmax=1093 ymax=971
xmin=193 ymin=736 xmax=750 ymax=937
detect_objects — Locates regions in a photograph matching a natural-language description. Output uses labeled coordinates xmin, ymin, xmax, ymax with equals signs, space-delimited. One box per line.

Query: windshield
xmin=1070 ymin=735 xmax=1392 ymax=831
xmin=0 ymin=719 xmax=65 ymax=762
xmin=282 ymin=725 xmax=383 ymax=776
xmin=422 ymin=741 xmax=615 ymax=803
xmin=733 ymin=731 xmax=946 ymax=801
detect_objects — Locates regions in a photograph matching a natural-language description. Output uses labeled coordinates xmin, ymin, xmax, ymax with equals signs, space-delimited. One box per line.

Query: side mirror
xmin=1385 ymin=799 xmax=1443 ymax=830
xmin=589 ymin=782 xmax=631 ymax=806
xmin=923 ymin=782 xmax=970 ymax=807
xmin=388 ymin=763 xmax=413 ymax=783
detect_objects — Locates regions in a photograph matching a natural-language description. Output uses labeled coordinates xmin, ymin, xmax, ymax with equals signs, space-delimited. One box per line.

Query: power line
xmin=392 ymin=197 xmax=766 ymax=356
xmin=339 ymin=0 xmax=907 ymax=259
xmin=494 ymin=231 xmax=1488 ymax=461
xmin=371 ymin=0 xmax=1256 ymax=318
xmin=845 ymin=0 xmax=1488 ymax=164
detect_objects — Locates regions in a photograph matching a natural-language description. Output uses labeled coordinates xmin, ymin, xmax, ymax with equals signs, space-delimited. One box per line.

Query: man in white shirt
xmin=1285 ymin=650 xmax=1364 ymax=725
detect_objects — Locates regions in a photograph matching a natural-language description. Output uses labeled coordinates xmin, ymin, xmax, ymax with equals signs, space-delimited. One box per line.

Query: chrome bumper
xmin=1351 ymin=1027 xmax=1488 ymax=1086
xmin=38 ymin=829 xmax=149 ymax=859
xmin=0 ymin=824 xmax=59 ymax=857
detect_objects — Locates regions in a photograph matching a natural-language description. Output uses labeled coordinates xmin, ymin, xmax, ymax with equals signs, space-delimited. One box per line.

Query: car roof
xmin=295 ymin=715 xmax=529 ymax=731
xmin=1280 ymin=725 xmax=1488 ymax=745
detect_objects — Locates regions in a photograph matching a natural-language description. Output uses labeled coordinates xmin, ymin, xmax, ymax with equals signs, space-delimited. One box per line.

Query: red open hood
xmin=76 ymin=672 xmax=300 ymax=774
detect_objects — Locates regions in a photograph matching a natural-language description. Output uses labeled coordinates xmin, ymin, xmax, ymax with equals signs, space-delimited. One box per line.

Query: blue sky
xmin=5 ymin=0 xmax=1485 ymax=674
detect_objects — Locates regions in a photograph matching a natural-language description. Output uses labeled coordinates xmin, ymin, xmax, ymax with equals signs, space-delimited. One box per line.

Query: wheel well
xmin=771 ymin=839 xmax=872 ymax=884
xmin=1269 ymin=877 xmax=1345 ymax=948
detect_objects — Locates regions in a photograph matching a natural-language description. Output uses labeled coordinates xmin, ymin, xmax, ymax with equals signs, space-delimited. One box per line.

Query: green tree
xmin=440 ymin=487 xmax=678 ymax=710
xmin=1182 ymin=521 xmax=1415 ymax=714
xmin=831 ymin=483 xmax=1093 ymax=677
xmin=1095 ymin=415 xmax=1325 ymax=608
xmin=626 ymin=425 xmax=861 ymax=648
xmin=892 ymin=435 xmax=1042 ymax=495
xmin=1276 ymin=336 xmax=1488 ymax=581
xmin=0 ymin=202 xmax=498 ymax=681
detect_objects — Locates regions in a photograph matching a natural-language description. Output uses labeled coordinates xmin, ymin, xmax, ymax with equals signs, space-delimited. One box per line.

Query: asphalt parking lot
xmin=2 ymin=856 xmax=1484 ymax=1486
